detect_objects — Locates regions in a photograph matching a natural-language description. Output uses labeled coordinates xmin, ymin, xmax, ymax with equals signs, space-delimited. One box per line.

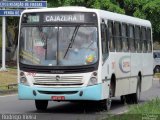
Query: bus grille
xmin=33 ymin=75 xmax=83 ymax=86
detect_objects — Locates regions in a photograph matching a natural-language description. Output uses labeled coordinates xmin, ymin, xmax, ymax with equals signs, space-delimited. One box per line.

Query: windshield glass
xmin=19 ymin=26 xmax=98 ymax=66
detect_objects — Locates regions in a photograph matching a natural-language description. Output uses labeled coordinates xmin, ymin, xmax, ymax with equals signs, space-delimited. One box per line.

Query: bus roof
xmin=22 ymin=6 xmax=151 ymax=27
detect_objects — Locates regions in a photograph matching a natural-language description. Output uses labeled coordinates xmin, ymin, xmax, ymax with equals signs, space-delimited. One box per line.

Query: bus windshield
xmin=19 ymin=25 xmax=98 ymax=66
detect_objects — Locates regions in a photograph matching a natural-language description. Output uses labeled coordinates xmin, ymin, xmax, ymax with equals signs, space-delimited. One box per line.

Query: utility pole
xmin=0 ymin=0 xmax=7 ymax=71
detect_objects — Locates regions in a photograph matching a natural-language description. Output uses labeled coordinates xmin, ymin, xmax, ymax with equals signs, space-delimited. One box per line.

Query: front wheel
xmin=35 ymin=100 xmax=48 ymax=111
xmin=101 ymin=98 xmax=111 ymax=111
xmin=100 ymin=87 xmax=112 ymax=111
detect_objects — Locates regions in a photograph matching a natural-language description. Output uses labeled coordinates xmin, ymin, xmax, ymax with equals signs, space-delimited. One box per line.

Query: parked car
xmin=153 ymin=50 xmax=160 ymax=73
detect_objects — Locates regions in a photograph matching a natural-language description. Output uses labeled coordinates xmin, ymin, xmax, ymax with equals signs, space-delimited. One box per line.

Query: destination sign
xmin=43 ymin=12 xmax=98 ymax=23
xmin=0 ymin=1 xmax=47 ymax=8
xmin=22 ymin=12 xmax=98 ymax=24
xmin=44 ymin=14 xmax=85 ymax=23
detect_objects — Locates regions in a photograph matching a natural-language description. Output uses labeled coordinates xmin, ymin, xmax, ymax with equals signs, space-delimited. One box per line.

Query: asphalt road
xmin=0 ymin=80 xmax=159 ymax=120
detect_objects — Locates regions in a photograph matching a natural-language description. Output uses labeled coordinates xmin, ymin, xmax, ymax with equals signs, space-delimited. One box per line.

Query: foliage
xmin=127 ymin=98 xmax=160 ymax=114
xmin=0 ymin=67 xmax=17 ymax=87
xmin=47 ymin=0 xmax=124 ymax=13
xmin=115 ymin=0 xmax=160 ymax=43
xmin=106 ymin=98 xmax=160 ymax=120
xmin=142 ymin=0 xmax=160 ymax=42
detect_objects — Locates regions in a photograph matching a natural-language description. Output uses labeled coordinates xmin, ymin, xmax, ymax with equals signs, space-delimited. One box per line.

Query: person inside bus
xmin=65 ymin=29 xmax=98 ymax=65
xmin=32 ymin=27 xmax=46 ymax=62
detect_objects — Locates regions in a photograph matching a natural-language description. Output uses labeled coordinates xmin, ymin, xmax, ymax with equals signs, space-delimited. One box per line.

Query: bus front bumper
xmin=18 ymin=84 xmax=102 ymax=101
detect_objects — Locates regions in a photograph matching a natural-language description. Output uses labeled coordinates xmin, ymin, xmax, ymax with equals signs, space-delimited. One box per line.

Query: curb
xmin=0 ymin=89 xmax=17 ymax=95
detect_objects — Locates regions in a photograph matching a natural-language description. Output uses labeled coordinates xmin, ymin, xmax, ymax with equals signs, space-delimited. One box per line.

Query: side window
xmin=129 ymin=25 xmax=135 ymax=52
xmin=108 ymin=21 xmax=115 ymax=52
xmin=122 ymin=23 xmax=129 ymax=52
xmin=142 ymin=27 xmax=147 ymax=53
xmin=146 ymin=28 xmax=152 ymax=52
xmin=101 ymin=22 xmax=108 ymax=61
xmin=135 ymin=26 xmax=141 ymax=52
xmin=114 ymin=22 xmax=122 ymax=52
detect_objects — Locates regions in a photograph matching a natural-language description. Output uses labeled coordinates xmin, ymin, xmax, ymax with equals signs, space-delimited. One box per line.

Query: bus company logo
xmin=119 ymin=56 xmax=130 ymax=73
xmin=56 ymin=76 xmax=61 ymax=81
xmin=51 ymin=70 xmax=64 ymax=74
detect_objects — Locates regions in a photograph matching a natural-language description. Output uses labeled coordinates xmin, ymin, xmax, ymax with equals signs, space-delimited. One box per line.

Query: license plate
xmin=51 ymin=96 xmax=65 ymax=100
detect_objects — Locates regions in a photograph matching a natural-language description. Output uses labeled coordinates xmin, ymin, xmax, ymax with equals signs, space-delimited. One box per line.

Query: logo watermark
xmin=1 ymin=114 xmax=36 ymax=120
xmin=142 ymin=114 xmax=159 ymax=120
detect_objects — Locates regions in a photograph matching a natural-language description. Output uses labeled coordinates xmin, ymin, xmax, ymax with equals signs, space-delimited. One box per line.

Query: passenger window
xmin=114 ymin=22 xmax=122 ymax=52
xmin=122 ymin=23 xmax=128 ymax=52
xmin=147 ymin=28 xmax=152 ymax=52
xmin=101 ymin=22 xmax=108 ymax=61
xmin=129 ymin=25 xmax=135 ymax=52
xmin=135 ymin=26 xmax=141 ymax=52
xmin=108 ymin=21 xmax=115 ymax=52
xmin=142 ymin=27 xmax=147 ymax=53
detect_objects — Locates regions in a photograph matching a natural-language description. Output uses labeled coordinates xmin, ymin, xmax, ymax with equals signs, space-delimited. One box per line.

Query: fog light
xmin=79 ymin=91 xmax=83 ymax=96
xmin=20 ymin=77 xmax=29 ymax=86
xmin=88 ymin=77 xmax=97 ymax=86
xmin=33 ymin=90 xmax=37 ymax=96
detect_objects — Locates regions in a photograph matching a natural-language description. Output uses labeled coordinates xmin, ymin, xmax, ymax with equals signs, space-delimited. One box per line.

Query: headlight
xmin=88 ymin=77 xmax=97 ymax=86
xmin=20 ymin=77 xmax=29 ymax=86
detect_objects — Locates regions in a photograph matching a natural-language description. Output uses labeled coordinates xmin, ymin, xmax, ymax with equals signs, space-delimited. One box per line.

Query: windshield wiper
xmin=63 ymin=26 xmax=79 ymax=58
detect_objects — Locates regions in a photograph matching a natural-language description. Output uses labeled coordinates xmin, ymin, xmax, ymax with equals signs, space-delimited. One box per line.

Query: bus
xmin=18 ymin=7 xmax=153 ymax=111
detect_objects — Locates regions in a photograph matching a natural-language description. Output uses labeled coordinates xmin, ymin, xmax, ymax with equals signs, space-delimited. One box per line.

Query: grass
xmin=106 ymin=98 xmax=160 ymax=120
xmin=0 ymin=67 xmax=17 ymax=90
xmin=127 ymin=98 xmax=160 ymax=114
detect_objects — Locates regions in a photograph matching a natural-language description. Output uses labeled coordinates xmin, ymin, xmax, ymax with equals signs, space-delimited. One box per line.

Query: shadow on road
xmin=26 ymin=99 xmax=147 ymax=120
xmin=30 ymin=98 xmax=142 ymax=114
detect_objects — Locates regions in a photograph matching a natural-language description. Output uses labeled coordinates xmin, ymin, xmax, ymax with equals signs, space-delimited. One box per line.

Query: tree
xmin=142 ymin=0 xmax=160 ymax=42
xmin=47 ymin=0 xmax=124 ymax=13
xmin=6 ymin=17 xmax=19 ymax=61
xmin=116 ymin=0 xmax=160 ymax=43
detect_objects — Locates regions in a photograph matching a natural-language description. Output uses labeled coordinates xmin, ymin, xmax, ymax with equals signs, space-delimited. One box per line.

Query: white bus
xmin=18 ymin=7 xmax=153 ymax=111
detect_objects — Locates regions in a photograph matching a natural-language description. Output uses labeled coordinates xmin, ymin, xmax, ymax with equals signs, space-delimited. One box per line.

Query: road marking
xmin=0 ymin=94 xmax=17 ymax=98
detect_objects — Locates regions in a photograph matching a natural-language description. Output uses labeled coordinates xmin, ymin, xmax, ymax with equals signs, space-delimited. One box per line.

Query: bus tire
xmin=131 ymin=76 xmax=141 ymax=104
xmin=134 ymin=81 xmax=141 ymax=103
xmin=124 ymin=94 xmax=131 ymax=104
xmin=110 ymin=74 xmax=116 ymax=97
xmin=35 ymin=100 xmax=48 ymax=111
xmin=100 ymin=98 xmax=111 ymax=111
xmin=120 ymin=95 xmax=125 ymax=104
xmin=100 ymin=87 xmax=112 ymax=111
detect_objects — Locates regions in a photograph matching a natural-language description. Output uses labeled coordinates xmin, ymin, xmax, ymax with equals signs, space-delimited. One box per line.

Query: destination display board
xmin=22 ymin=12 xmax=98 ymax=24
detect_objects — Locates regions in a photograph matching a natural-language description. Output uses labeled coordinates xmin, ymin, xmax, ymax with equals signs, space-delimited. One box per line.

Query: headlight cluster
xmin=87 ymin=72 xmax=98 ymax=86
xmin=20 ymin=72 xmax=29 ymax=86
